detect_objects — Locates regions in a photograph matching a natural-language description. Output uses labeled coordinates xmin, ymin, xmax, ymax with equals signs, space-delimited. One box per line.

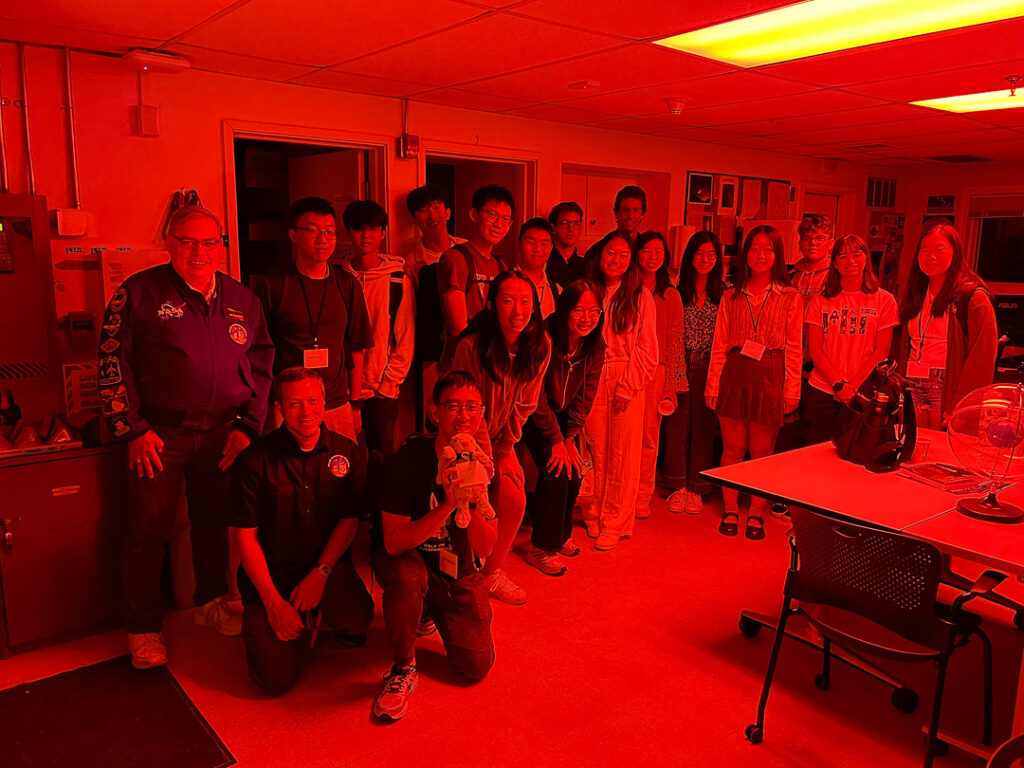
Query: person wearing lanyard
xmin=895 ymin=222 xmax=997 ymax=429
xmin=515 ymin=217 xmax=559 ymax=319
xmin=252 ymin=197 xmax=374 ymax=442
xmin=706 ymin=226 xmax=803 ymax=540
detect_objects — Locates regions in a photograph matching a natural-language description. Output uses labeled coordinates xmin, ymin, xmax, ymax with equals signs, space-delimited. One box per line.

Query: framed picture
xmin=687 ymin=172 xmax=713 ymax=206
xmin=717 ymin=176 xmax=738 ymax=216
xmin=926 ymin=195 xmax=955 ymax=214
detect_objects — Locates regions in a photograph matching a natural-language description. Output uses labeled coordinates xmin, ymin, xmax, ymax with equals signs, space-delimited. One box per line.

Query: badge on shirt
xmin=304 ymin=347 xmax=329 ymax=369
xmin=228 ymin=323 xmax=248 ymax=345
xmin=109 ymin=288 xmax=127 ymax=312
xmin=740 ymin=339 xmax=766 ymax=361
xmin=111 ymin=418 xmax=131 ymax=437
xmin=907 ymin=360 xmax=931 ymax=379
xmin=156 ymin=301 xmax=185 ymax=321
xmin=100 ymin=338 xmax=120 ymax=354
xmin=223 ymin=306 xmax=248 ymax=322
xmin=98 ymin=356 xmax=122 ymax=386
xmin=100 ymin=385 xmax=129 ymax=416
xmin=103 ymin=314 xmax=121 ymax=337
xmin=439 ymin=548 xmax=459 ymax=579
xmin=328 ymin=454 xmax=350 ymax=477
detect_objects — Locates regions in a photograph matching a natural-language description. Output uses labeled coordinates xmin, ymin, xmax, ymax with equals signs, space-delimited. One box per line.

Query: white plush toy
xmin=437 ymin=432 xmax=496 ymax=528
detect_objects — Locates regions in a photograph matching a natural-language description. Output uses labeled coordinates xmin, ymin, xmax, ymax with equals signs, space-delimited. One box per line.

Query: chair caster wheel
xmin=745 ymin=724 xmax=763 ymax=744
xmin=1014 ymin=611 xmax=1024 ymax=632
xmin=814 ymin=673 xmax=831 ymax=691
xmin=892 ymin=686 xmax=919 ymax=713
xmin=738 ymin=616 xmax=761 ymax=638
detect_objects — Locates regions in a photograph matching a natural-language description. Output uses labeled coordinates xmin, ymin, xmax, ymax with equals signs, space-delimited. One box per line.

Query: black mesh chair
xmin=746 ymin=507 xmax=1006 ymax=768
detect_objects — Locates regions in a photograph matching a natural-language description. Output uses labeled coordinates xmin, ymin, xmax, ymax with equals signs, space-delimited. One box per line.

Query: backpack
xmin=386 ymin=269 xmax=404 ymax=347
xmin=416 ymin=262 xmax=444 ymax=362
xmin=832 ymin=359 xmax=917 ymax=473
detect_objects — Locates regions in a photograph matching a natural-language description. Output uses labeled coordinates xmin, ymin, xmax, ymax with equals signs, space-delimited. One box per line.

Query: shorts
xmin=907 ymin=368 xmax=945 ymax=412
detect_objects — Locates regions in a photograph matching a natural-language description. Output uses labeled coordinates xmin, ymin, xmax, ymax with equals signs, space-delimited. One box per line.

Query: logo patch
xmin=109 ymin=288 xmax=127 ymax=312
xmin=103 ymin=314 xmax=121 ymax=336
xmin=100 ymin=338 xmax=120 ymax=354
xmin=111 ymin=418 xmax=131 ymax=437
xmin=156 ymin=301 xmax=185 ymax=321
xmin=328 ymin=454 xmax=350 ymax=478
xmin=97 ymin=356 xmax=122 ymax=386
xmin=100 ymin=385 xmax=129 ymax=416
xmin=228 ymin=323 xmax=248 ymax=345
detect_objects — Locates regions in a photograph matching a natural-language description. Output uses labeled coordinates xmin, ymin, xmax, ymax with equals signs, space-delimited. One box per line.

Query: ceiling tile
xmin=162 ymin=43 xmax=317 ymax=82
xmin=456 ymin=43 xmax=735 ymax=102
xmin=513 ymin=0 xmax=796 ymax=41
xmin=720 ymin=104 xmax=932 ymax=136
xmin=968 ymin=109 xmax=1024 ymax=128
xmin=648 ymin=89 xmax=887 ymax=128
xmin=290 ymin=69 xmax=429 ymax=98
xmin=757 ymin=17 xmax=1024 ymax=88
xmin=0 ymin=18 xmax=159 ymax=53
xmin=868 ymin=127 xmax=1024 ymax=149
xmin=583 ymin=116 xmax=686 ymax=135
xmin=412 ymin=87 xmax=536 ymax=112
xmin=558 ymin=71 xmax=813 ymax=115
xmin=502 ymin=102 xmax=615 ymax=123
xmin=845 ymin=60 xmax=1024 ymax=103
xmin=0 ymin=1 xmax=234 ymax=40
xmin=176 ymin=0 xmax=483 ymax=67
xmin=655 ymin=126 xmax=747 ymax=142
xmin=780 ymin=115 xmax=992 ymax=146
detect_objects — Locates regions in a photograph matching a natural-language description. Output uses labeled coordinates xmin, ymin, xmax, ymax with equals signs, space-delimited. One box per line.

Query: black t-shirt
xmin=546 ymin=245 xmax=586 ymax=291
xmin=251 ymin=264 xmax=373 ymax=408
xmin=229 ymin=425 xmax=362 ymax=605
xmin=374 ymin=433 xmax=476 ymax=579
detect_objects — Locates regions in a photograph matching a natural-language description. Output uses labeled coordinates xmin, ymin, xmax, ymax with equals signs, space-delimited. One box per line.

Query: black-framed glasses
xmin=556 ymin=219 xmax=582 ymax=229
xmin=440 ymin=400 xmax=485 ymax=416
xmin=800 ymin=234 xmax=831 ymax=243
xmin=294 ymin=225 xmax=338 ymax=240
xmin=170 ymin=234 xmax=222 ymax=251
xmin=478 ymin=209 xmax=513 ymax=227
xmin=570 ymin=307 xmax=602 ymax=319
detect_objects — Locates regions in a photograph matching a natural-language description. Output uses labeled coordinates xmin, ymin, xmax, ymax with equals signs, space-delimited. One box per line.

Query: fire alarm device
xmin=397 ymin=133 xmax=419 ymax=160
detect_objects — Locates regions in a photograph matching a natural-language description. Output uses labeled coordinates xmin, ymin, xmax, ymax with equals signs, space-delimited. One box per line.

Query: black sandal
xmin=718 ymin=512 xmax=739 ymax=537
xmin=745 ymin=513 xmax=766 ymax=541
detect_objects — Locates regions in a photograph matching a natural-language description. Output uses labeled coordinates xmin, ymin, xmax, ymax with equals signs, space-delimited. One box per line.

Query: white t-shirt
xmin=805 ymin=288 xmax=899 ymax=393
xmin=908 ymin=292 xmax=949 ymax=374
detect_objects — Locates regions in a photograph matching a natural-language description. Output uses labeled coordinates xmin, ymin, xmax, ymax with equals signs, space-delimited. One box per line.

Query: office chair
xmin=988 ymin=734 xmax=1024 ymax=768
xmin=746 ymin=507 xmax=1005 ymax=768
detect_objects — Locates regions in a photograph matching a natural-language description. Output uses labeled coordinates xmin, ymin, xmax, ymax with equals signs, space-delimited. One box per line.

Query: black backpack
xmin=832 ymin=360 xmax=917 ymax=473
xmin=415 ymin=262 xmax=444 ymax=362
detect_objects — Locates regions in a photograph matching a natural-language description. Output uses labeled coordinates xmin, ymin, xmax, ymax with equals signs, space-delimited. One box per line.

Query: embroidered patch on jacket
xmin=228 ymin=323 xmax=248 ymax=345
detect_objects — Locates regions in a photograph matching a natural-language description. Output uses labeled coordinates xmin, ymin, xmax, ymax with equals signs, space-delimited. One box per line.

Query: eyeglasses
xmin=170 ymin=234 xmax=222 ymax=251
xmin=570 ymin=307 xmax=602 ymax=319
xmin=556 ymin=219 xmax=582 ymax=229
xmin=439 ymin=400 xmax=485 ymax=416
xmin=294 ymin=226 xmax=337 ymax=240
xmin=800 ymin=234 xmax=831 ymax=244
xmin=478 ymin=209 xmax=513 ymax=227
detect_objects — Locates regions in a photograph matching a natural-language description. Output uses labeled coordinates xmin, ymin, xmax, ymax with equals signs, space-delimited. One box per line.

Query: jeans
xmin=523 ymin=417 xmax=582 ymax=551
xmin=660 ymin=350 xmax=714 ymax=495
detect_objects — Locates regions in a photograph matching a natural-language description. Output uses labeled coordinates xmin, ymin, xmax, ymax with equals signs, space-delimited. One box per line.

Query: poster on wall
xmin=926 ymin=195 xmax=955 ymax=214
xmin=868 ymin=211 xmax=905 ymax=293
xmin=687 ymin=173 xmax=713 ymax=205
xmin=717 ymin=176 xmax=738 ymax=216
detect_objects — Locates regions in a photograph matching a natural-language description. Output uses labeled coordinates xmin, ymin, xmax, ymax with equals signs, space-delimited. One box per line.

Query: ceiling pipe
xmin=0 ymin=65 xmax=9 ymax=193
xmin=17 ymin=42 xmax=35 ymax=195
xmin=63 ymin=47 xmax=81 ymax=209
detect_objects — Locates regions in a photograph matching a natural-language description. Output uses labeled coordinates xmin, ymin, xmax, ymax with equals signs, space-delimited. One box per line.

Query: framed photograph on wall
xmin=717 ymin=176 xmax=738 ymax=216
xmin=687 ymin=172 xmax=713 ymax=206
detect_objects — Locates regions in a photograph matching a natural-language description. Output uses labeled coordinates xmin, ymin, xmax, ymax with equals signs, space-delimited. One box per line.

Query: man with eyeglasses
xmin=437 ymin=184 xmax=514 ymax=371
xmin=546 ymin=201 xmax=586 ymax=291
xmin=252 ymin=196 xmax=373 ymax=443
xmin=516 ymin=216 xmax=558 ymax=318
xmin=369 ymin=370 xmax=497 ymax=722
xmin=790 ymin=214 xmax=835 ymax=305
xmin=97 ymin=205 xmax=274 ymax=670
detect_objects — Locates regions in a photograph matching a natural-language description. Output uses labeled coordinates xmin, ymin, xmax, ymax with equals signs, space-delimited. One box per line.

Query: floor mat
xmin=2 ymin=655 xmax=235 ymax=768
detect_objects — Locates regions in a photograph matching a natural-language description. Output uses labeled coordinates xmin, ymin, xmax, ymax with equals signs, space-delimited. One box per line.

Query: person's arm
xmin=344 ymin=276 xmax=374 ymax=402
xmin=665 ymin=291 xmax=688 ymax=393
xmin=236 ymin=298 xmax=275 ymax=438
xmin=289 ymin=516 xmax=359 ymax=611
xmin=848 ymin=327 xmax=895 ymax=391
xmin=615 ymin=290 xmax=659 ymax=402
xmin=783 ymin=292 xmax=804 ymax=410
xmin=705 ymin=295 xmax=731 ymax=408
xmin=949 ymin=290 xmax=999 ymax=410
xmin=566 ymin=345 xmax=604 ymax=442
xmin=465 ymin=503 xmax=498 ymax=560
xmin=530 ymin=386 xmax=564 ymax=446
xmin=381 ymin=494 xmax=456 ymax=555
xmin=495 ymin=341 xmax=551 ymax=451
xmin=439 ymin=249 xmax=470 ymax=338
xmin=379 ymin=273 xmax=417 ymax=398
xmin=806 ymin=324 xmax=841 ymax=392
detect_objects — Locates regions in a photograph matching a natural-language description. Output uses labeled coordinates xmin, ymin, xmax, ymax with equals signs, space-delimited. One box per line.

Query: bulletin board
xmin=684 ymin=171 xmax=792 ymax=255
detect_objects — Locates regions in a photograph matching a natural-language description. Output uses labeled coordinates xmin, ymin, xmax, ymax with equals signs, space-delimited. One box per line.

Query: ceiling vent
xmin=927 ymin=154 xmax=995 ymax=163
xmin=866 ymin=176 xmax=896 ymax=208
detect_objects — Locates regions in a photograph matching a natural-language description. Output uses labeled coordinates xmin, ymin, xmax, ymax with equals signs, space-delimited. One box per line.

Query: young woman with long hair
xmin=522 ymin=279 xmax=606 ymax=576
xmin=705 ymin=225 xmax=802 ymax=540
xmin=895 ymin=223 xmax=997 ymax=429
xmin=803 ymin=234 xmax=898 ymax=445
xmin=453 ymin=270 xmax=551 ymax=604
xmin=583 ymin=234 xmax=658 ymax=551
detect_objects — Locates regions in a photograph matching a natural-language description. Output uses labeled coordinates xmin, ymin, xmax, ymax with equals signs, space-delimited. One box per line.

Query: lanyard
xmin=744 ymin=285 xmax=771 ymax=341
xmin=297 ymin=268 xmax=330 ymax=348
xmin=916 ymin=293 xmax=937 ymax=363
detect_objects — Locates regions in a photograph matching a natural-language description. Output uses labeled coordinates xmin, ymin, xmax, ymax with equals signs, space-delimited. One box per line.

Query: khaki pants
xmin=637 ymin=365 xmax=665 ymax=515
xmin=583 ymin=360 xmax=647 ymax=538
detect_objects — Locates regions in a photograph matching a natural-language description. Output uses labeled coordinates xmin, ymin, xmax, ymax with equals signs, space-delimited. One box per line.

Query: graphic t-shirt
xmin=805 ymin=289 xmax=899 ymax=393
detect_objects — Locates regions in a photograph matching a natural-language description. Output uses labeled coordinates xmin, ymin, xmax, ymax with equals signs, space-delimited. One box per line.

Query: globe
xmin=947 ymin=383 xmax=1024 ymax=523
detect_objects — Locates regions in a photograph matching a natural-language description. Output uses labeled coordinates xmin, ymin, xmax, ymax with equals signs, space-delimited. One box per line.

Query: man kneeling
xmin=229 ymin=367 xmax=374 ymax=695
xmin=371 ymin=370 xmax=498 ymax=721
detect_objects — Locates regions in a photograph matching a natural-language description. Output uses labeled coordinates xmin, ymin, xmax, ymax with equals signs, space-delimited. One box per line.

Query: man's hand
xmin=836 ymin=383 xmax=856 ymax=403
xmin=265 ymin=592 xmax=304 ymax=642
xmin=612 ymin=393 xmax=630 ymax=414
xmin=290 ymin=569 xmax=328 ymax=613
xmin=546 ymin=441 xmax=571 ymax=478
xmin=564 ymin=439 xmax=585 ymax=478
xmin=706 ymin=394 xmax=718 ymax=410
xmin=218 ymin=429 xmax=251 ymax=472
xmin=128 ymin=430 xmax=164 ymax=478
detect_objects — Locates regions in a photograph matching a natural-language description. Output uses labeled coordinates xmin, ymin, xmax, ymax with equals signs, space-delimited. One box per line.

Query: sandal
xmin=718 ymin=512 xmax=739 ymax=537
xmin=745 ymin=513 xmax=766 ymax=541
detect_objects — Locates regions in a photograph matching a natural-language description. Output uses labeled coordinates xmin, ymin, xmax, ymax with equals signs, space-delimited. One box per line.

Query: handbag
xmin=832 ymin=360 xmax=917 ymax=473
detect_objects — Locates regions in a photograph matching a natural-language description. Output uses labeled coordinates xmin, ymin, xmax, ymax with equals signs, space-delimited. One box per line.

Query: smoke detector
xmin=665 ymin=98 xmax=686 ymax=115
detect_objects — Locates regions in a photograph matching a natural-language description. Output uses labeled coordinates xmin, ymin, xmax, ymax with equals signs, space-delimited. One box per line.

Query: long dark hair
xmin=823 ymin=234 xmax=880 ymax=299
xmin=587 ymin=233 xmax=645 ymax=336
xmin=635 ymin=231 xmax=673 ymax=299
xmin=461 ymin=270 xmax=549 ymax=382
xmin=898 ymin=223 xmax=982 ymax=323
xmin=549 ymin=279 xmax=605 ymax=360
xmin=678 ymin=230 xmax=725 ymax=305
xmin=730 ymin=225 xmax=791 ymax=300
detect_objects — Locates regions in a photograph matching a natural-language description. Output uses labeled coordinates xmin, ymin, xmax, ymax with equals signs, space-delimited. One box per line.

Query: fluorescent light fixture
xmin=913 ymin=89 xmax=1024 ymax=113
xmin=654 ymin=0 xmax=1024 ymax=67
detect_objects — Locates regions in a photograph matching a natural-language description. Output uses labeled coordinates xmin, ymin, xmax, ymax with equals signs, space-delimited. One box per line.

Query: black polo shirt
xmin=229 ymin=424 xmax=362 ymax=605
xmin=546 ymin=245 xmax=586 ymax=290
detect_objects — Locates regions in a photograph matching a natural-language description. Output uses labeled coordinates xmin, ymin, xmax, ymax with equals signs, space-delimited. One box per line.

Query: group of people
xmin=96 ymin=180 xmax=997 ymax=722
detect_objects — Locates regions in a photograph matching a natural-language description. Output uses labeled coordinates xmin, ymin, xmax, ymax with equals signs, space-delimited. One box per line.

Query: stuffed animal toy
xmin=437 ymin=432 xmax=495 ymax=527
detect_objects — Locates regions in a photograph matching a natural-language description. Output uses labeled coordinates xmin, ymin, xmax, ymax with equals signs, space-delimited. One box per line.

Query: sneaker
xmin=595 ymin=532 xmax=620 ymax=551
xmin=373 ymin=665 xmax=418 ymax=722
xmin=769 ymin=503 xmax=790 ymax=519
xmin=684 ymin=492 xmax=704 ymax=515
xmin=666 ymin=489 xmax=688 ymax=513
xmin=416 ymin=616 xmax=437 ymax=637
xmin=128 ymin=632 xmax=167 ymax=669
xmin=488 ymin=569 xmax=527 ymax=605
xmin=193 ymin=596 xmax=242 ymax=637
xmin=525 ymin=547 xmax=567 ymax=576
xmin=584 ymin=521 xmax=600 ymax=539
xmin=635 ymin=503 xmax=651 ymax=520
xmin=559 ymin=537 xmax=581 ymax=557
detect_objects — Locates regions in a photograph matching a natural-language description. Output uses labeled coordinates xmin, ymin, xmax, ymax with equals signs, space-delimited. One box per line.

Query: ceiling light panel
xmin=913 ymin=88 xmax=1024 ymax=113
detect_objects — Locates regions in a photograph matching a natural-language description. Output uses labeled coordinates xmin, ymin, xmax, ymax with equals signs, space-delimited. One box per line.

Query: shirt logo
xmin=103 ymin=314 xmax=121 ymax=336
xmin=109 ymin=288 xmax=127 ymax=312
xmin=228 ymin=323 xmax=248 ymax=345
xmin=157 ymin=301 xmax=186 ymax=321
xmin=97 ymin=356 xmax=122 ymax=386
xmin=328 ymin=454 xmax=350 ymax=477
xmin=100 ymin=338 xmax=120 ymax=354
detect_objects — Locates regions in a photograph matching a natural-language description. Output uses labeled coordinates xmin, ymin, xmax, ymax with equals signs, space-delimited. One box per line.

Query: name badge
xmin=439 ymin=548 xmax=458 ymax=579
xmin=304 ymin=348 xmax=329 ymax=369
xmin=740 ymin=340 xmax=766 ymax=361
xmin=906 ymin=359 xmax=931 ymax=379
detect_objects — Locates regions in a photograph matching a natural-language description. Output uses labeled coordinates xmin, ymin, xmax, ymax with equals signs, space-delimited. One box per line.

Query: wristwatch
xmin=316 ymin=562 xmax=332 ymax=578
xmin=832 ymin=379 xmax=848 ymax=393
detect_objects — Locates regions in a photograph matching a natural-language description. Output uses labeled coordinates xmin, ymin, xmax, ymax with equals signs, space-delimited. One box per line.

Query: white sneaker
xmin=666 ymin=489 xmax=688 ymax=513
xmin=525 ymin=547 xmax=567 ymax=576
xmin=128 ymin=632 xmax=167 ymax=669
xmin=684 ymin=492 xmax=704 ymax=515
xmin=193 ymin=596 xmax=242 ymax=636
xmin=488 ymin=569 xmax=526 ymax=605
